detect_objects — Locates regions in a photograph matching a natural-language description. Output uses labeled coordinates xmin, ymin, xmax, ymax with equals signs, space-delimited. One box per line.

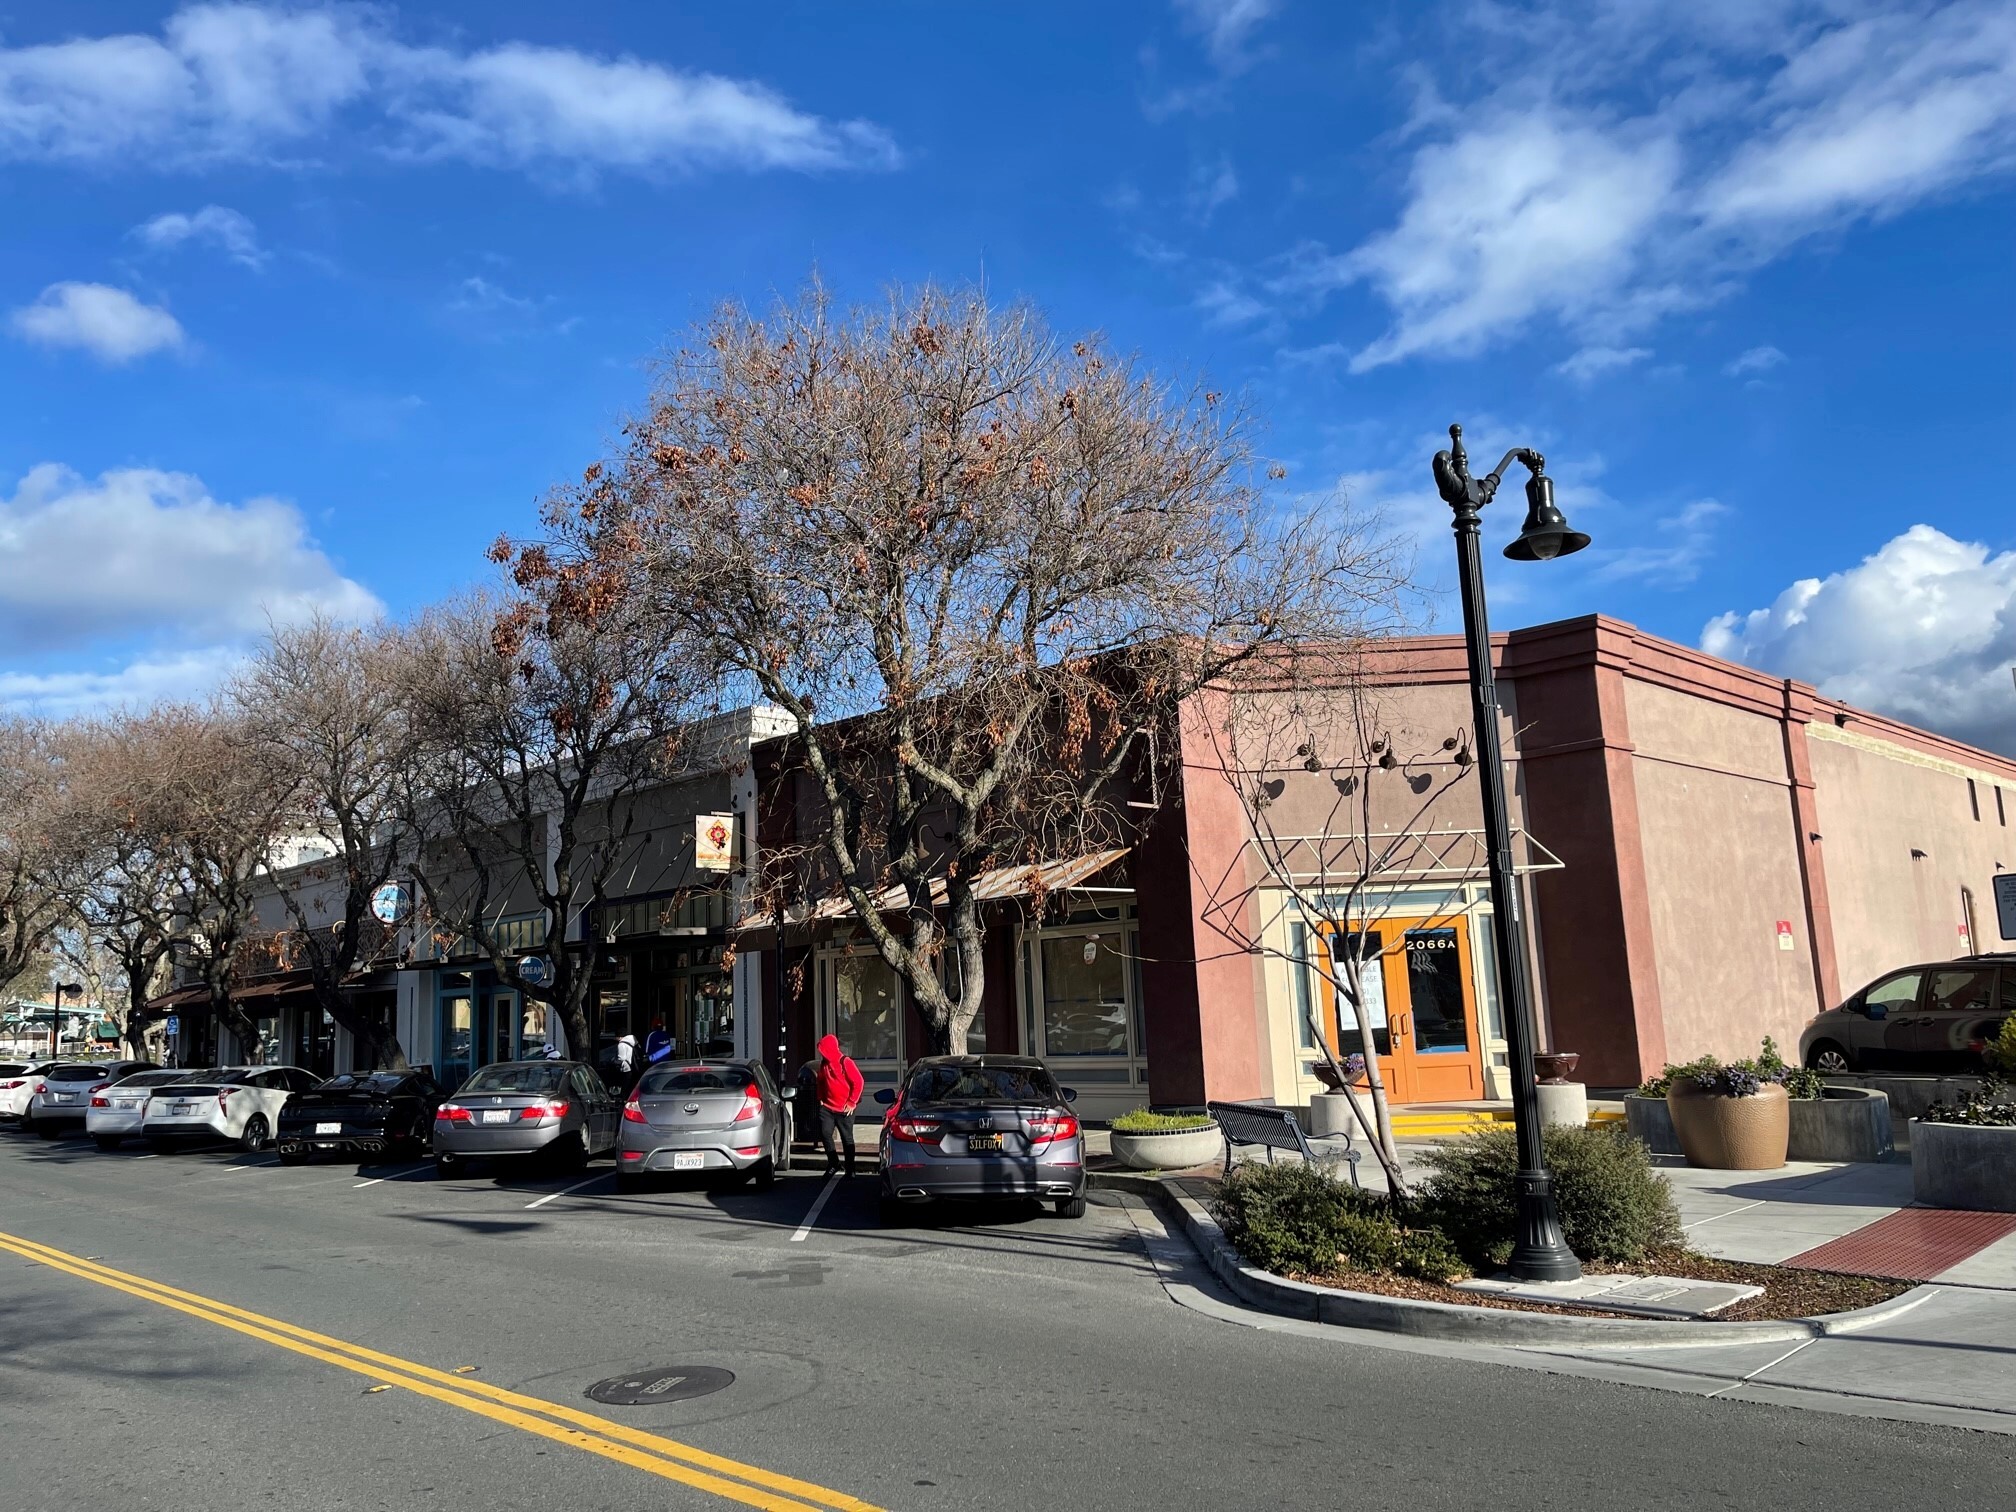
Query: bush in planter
xmin=1415 ymin=1124 xmax=1683 ymax=1268
xmin=1111 ymin=1109 xmax=1213 ymax=1133
xmin=1986 ymin=1018 xmax=2016 ymax=1078
xmin=1922 ymin=1078 xmax=2016 ymax=1127
xmin=1210 ymin=1163 xmax=1468 ymax=1283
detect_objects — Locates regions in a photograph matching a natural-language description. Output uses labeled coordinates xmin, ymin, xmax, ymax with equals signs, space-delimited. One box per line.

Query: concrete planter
xmin=1623 ymin=1095 xmax=1681 ymax=1156
xmin=1667 ymin=1081 xmax=1789 ymax=1170
xmin=1308 ymin=1090 xmax=1365 ymax=1139
xmin=1787 ymin=1086 xmax=1893 ymax=1163
xmin=1911 ymin=1120 xmax=2016 ymax=1212
xmin=1109 ymin=1124 xmax=1223 ymax=1172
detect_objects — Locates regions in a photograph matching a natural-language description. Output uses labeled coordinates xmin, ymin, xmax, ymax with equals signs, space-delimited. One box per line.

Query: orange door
xmin=1319 ymin=915 xmax=1485 ymax=1104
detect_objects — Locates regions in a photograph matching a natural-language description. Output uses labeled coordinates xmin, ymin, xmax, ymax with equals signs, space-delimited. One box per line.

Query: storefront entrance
xmin=435 ymin=981 xmax=543 ymax=1092
xmin=1319 ymin=913 xmax=1485 ymax=1103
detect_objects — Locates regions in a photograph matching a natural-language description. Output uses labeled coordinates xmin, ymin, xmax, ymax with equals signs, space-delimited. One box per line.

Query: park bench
xmin=1206 ymin=1100 xmax=1361 ymax=1187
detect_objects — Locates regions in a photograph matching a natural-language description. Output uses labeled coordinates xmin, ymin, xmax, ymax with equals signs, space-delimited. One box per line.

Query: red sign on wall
xmin=1775 ymin=920 xmax=1794 ymax=952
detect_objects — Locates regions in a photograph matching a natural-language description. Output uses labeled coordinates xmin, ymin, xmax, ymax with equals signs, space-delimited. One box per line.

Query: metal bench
xmin=1206 ymin=1100 xmax=1360 ymax=1187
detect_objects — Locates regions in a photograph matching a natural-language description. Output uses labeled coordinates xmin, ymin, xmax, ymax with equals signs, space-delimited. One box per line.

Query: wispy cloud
xmin=9 ymin=283 xmax=186 ymax=363
xmin=132 ymin=204 xmax=264 ymax=267
xmin=1725 ymin=343 xmax=1788 ymax=376
xmin=1184 ymin=154 xmax=1239 ymax=223
xmin=0 ymin=3 xmax=898 ymax=180
xmin=1172 ymin=0 xmax=1280 ymax=72
xmin=1596 ymin=498 xmax=1730 ymax=584
xmin=1555 ymin=345 xmax=1653 ymax=383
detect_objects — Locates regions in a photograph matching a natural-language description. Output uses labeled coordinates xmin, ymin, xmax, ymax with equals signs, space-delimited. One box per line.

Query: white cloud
xmin=1195 ymin=279 xmax=1271 ymax=328
xmin=1555 ymin=345 xmax=1653 ymax=382
xmin=9 ymin=283 xmax=186 ymax=363
xmin=1725 ymin=343 xmax=1788 ymax=376
xmin=1703 ymin=524 xmax=2016 ymax=755
xmin=0 ymin=3 xmax=896 ymax=178
xmin=1595 ymin=498 xmax=1729 ymax=584
xmin=0 ymin=646 xmax=242 ymax=717
xmin=0 ymin=463 xmax=381 ymax=656
xmin=133 ymin=204 xmax=264 ymax=267
xmin=1185 ymin=154 xmax=1239 ymax=223
xmin=1272 ymin=0 xmax=2016 ymax=368
xmin=1173 ymin=0 xmax=1280 ymax=71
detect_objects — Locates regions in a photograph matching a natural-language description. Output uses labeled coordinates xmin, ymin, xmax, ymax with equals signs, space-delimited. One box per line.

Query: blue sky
xmin=3 ymin=1 xmax=2014 ymax=752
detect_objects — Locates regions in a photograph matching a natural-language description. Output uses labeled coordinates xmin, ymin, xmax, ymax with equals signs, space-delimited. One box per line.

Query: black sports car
xmin=276 ymin=1071 xmax=444 ymax=1164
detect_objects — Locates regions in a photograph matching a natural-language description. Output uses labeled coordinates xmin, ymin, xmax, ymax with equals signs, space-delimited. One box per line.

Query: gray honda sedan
xmin=433 ymin=1060 xmax=619 ymax=1177
xmin=876 ymin=1055 xmax=1085 ymax=1223
xmin=615 ymin=1059 xmax=791 ymax=1191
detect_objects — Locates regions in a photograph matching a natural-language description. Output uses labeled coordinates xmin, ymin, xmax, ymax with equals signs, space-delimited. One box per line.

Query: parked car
xmin=24 ymin=1060 xmax=156 ymax=1137
xmin=85 ymin=1068 xmax=213 ymax=1150
xmin=1800 ymin=955 xmax=2016 ymax=1072
xmin=615 ymin=1059 xmax=791 ymax=1192
xmin=0 ymin=1062 xmax=52 ymax=1126
xmin=875 ymin=1055 xmax=1086 ymax=1223
xmin=139 ymin=1066 xmax=322 ymax=1153
xmin=432 ymin=1060 xmax=619 ymax=1177
xmin=276 ymin=1071 xmax=444 ymax=1165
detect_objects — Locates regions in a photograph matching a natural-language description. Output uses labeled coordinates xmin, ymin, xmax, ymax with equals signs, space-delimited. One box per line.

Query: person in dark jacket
xmin=813 ymin=1033 xmax=865 ymax=1178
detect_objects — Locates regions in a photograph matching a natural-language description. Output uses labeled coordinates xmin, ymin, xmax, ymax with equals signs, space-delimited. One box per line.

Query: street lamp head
xmin=1503 ymin=472 xmax=1590 ymax=563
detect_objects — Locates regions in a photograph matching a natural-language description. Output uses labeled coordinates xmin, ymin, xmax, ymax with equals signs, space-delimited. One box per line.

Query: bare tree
xmin=236 ymin=618 xmax=416 ymax=1068
xmin=396 ymin=589 xmax=704 ymax=1068
xmin=0 ymin=717 xmax=69 ymax=1003
xmin=518 ymin=279 xmax=1404 ymax=1054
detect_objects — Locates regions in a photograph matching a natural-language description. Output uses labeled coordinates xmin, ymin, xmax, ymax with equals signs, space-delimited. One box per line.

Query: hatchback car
xmin=25 ymin=1060 xmax=156 ymax=1136
xmin=0 ymin=1062 xmax=55 ymax=1126
xmin=616 ymin=1059 xmax=791 ymax=1191
xmin=1799 ymin=955 xmax=2016 ymax=1072
xmin=139 ymin=1066 xmax=322 ymax=1152
xmin=86 ymin=1068 xmax=210 ymax=1149
xmin=277 ymin=1071 xmax=444 ymax=1164
xmin=876 ymin=1055 xmax=1085 ymax=1223
xmin=432 ymin=1060 xmax=619 ymax=1177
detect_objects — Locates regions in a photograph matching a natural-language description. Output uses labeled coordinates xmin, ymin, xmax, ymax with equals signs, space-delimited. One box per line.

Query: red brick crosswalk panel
xmin=1783 ymin=1207 xmax=2016 ymax=1281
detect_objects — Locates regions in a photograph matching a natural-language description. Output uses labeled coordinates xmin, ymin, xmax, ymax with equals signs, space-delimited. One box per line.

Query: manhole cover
xmin=585 ymin=1366 xmax=735 ymax=1406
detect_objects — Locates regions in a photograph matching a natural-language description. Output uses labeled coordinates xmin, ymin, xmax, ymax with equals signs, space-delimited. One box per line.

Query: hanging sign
xmin=695 ymin=813 xmax=737 ymax=873
xmin=518 ymin=955 xmax=553 ymax=988
xmin=1775 ymin=920 xmax=1795 ymax=952
xmin=370 ymin=882 xmax=413 ymax=925
xmin=1994 ymin=873 xmax=2016 ymax=942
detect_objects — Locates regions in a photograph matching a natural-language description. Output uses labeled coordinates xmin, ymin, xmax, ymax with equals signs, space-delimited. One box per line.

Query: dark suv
xmin=1798 ymin=955 xmax=2015 ymax=1072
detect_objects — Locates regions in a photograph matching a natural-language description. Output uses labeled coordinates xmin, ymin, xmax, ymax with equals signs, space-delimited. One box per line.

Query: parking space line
xmin=790 ymin=1174 xmax=841 ymax=1242
xmin=354 ymin=1164 xmax=430 ymax=1189
xmin=524 ymin=1174 xmax=609 ymax=1210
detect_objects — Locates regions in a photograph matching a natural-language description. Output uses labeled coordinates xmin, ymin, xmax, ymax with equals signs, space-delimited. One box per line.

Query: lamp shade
xmin=1503 ymin=474 xmax=1590 ymax=562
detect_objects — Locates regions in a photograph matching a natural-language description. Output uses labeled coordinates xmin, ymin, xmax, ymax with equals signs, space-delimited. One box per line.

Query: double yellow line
xmin=0 ymin=1230 xmax=883 ymax=1512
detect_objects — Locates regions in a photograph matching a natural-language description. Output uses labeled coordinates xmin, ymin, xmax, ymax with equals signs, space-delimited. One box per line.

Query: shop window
xmin=819 ymin=947 xmax=903 ymax=1063
xmin=1037 ymin=932 xmax=1130 ymax=1057
xmin=1289 ymin=920 xmax=1319 ymax=1052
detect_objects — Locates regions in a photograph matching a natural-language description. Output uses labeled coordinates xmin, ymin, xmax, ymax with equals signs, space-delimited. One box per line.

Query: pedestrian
xmin=643 ymin=1016 xmax=673 ymax=1065
xmin=813 ymin=1032 xmax=864 ymax=1178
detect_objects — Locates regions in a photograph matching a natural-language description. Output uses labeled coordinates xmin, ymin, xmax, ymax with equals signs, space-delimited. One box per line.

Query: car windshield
xmin=317 ymin=1073 xmax=413 ymax=1095
xmin=0 ymin=1064 xmax=29 ymax=1076
xmin=46 ymin=1065 xmax=113 ymax=1083
xmin=905 ymin=1064 xmax=1062 ymax=1104
xmin=639 ymin=1065 xmax=754 ymax=1095
xmin=461 ymin=1064 xmax=567 ymax=1095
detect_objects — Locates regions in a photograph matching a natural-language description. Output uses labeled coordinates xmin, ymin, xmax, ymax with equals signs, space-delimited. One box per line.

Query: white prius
xmin=139 ymin=1066 xmax=322 ymax=1154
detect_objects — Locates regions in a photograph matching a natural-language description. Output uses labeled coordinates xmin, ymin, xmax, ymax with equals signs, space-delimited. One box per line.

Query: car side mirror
xmin=873 ymin=1087 xmax=896 ymax=1106
xmin=1062 ymin=1088 xmax=1078 ymax=1103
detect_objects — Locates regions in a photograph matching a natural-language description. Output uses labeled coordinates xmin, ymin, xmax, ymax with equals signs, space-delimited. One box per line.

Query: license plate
xmin=315 ymin=1122 xmax=341 ymax=1134
xmin=672 ymin=1151 xmax=705 ymax=1170
xmin=49 ymin=1094 xmax=74 ymax=1104
xmin=967 ymin=1133 xmax=1005 ymax=1153
xmin=170 ymin=1104 xmax=194 ymax=1116
xmin=114 ymin=1099 xmax=139 ymax=1109
xmin=480 ymin=1109 xmax=512 ymax=1124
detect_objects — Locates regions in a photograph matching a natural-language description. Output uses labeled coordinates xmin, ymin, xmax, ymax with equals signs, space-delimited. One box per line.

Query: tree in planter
xmin=235 ymin=617 xmax=418 ymax=1069
xmin=396 ymin=588 xmax=707 ymax=1073
xmin=516 ymin=278 xmax=1402 ymax=1055
xmin=1190 ymin=650 xmax=1502 ymax=1196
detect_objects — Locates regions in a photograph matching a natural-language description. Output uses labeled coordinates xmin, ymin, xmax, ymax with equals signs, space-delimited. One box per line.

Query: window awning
xmin=732 ymin=847 xmax=1130 ymax=944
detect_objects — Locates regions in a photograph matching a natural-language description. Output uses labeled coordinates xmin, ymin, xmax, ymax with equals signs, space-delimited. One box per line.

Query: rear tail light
xmin=622 ymin=1099 xmax=647 ymax=1123
xmin=90 ymin=1096 xmax=110 ymax=1108
xmin=217 ymin=1089 xmax=238 ymax=1110
xmin=888 ymin=1118 xmax=943 ymax=1144
xmin=90 ymin=1082 xmax=110 ymax=1093
xmin=436 ymin=1104 xmax=470 ymax=1123
xmin=619 ymin=1149 xmax=643 ymax=1162
xmin=732 ymin=1089 xmax=763 ymax=1124
xmin=0 ymin=1080 xmax=22 ymax=1090
xmin=732 ymin=1145 xmax=763 ymax=1157
xmin=1028 ymin=1114 xmax=1081 ymax=1143
xmin=520 ymin=1101 xmax=569 ymax=1121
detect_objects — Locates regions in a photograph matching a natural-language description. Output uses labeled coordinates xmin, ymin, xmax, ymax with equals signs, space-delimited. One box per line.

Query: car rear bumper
xmin=619 ymin=1139 xmax=767 ymax=1173
xmin=878 ymin=1150 xmax=1086 ymax=1202
xmin=142 ymin=1115 xmax=229 ymax=1141
xmin=28 ymin=1101 xmax=89 ymax=1125
xmin=276 ymin=1131 xmax=402 ymax=1157
xmin=433 ymin=1126 xmax=567 ymax=1158
xmin=86 ymin=1108 xmax=147 ymax=1135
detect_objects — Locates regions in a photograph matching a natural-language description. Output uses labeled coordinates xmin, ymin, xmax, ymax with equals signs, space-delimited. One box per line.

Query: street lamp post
xmin=1433 ymin=423 xmax=1588 ymax=1283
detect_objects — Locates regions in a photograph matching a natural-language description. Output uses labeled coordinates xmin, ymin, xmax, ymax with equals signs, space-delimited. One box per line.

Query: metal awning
xmin=732 ymin=848 xmax=1130 ymax=941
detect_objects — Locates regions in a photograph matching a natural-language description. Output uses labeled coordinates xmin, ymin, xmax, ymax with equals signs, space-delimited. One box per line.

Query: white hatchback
xmin=139 ymin=1066 xmax=322 ymax=1154
xmin=0 ymin=1062 xmax=55 ymax=1125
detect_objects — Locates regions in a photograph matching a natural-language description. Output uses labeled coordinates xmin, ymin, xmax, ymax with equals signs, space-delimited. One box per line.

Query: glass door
xmin=437 ymin=994 xmax=475 ymax=1091
xmin=1320 ymin=915 xmax=1484 ymax=1103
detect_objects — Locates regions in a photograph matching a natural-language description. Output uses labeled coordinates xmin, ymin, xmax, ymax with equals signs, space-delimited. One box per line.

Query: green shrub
xmin=1416 ymin=1123 xmax=1683 ymax=1268
xmin=1209 ymin=1162 xmax=1470 ymax=1282
xmin=1111 ymin=1108 xmax=1214 ymax=1133
xmin=1986 ymin=1018 xmax=2016 ymax=1078
xmin=1638 ymin=1038 xmax=1821 ymax=1100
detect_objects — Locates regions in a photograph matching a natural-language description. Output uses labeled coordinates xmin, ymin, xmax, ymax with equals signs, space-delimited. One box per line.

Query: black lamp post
xmin=1433 ymin=423 xmax=1587 ymax=1283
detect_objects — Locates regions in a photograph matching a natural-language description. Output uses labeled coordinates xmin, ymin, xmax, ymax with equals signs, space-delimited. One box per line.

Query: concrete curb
xmin=1095 ymin=1171 xmax=1940 ymax=1349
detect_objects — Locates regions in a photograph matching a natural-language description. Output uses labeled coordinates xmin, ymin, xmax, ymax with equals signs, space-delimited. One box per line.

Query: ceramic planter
xmin=1110 ymin=1125 xmax=1224 ymax=1171
xmin=1666 ymin=1080 xmax=1788 ymax=1170
xmin=1911 ymin=1120 xmax=2016 ymax=1211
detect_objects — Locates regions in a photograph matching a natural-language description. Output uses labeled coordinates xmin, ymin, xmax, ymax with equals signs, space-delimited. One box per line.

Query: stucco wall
xmin=1809 ymin=728 xmax=2014 ymax=994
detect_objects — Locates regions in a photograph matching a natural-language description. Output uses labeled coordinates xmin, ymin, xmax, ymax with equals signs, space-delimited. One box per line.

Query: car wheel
xmin=1805 ymin=1041 xmax=1852 ymax=1073
xmin=1054 ymin=1194 xmax=1088 ymax=1219
xmin=240 ymin=1114 xmax=271 ymax=1153
xmin=92 ymin=1134 xmax=121 ymax=1152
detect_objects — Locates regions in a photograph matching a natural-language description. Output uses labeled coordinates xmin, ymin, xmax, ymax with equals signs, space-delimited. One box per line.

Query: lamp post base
xmin=1507 ymin=1170 xmax=1582 ymax=1282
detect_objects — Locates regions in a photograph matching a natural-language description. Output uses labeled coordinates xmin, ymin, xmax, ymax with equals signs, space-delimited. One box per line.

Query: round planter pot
xmin=1622 ymin=1094 xmax=1682 ymax=1156
xmin=1666 ymin=1080 xmax=1789 ymax=1170
xmin=1307 ymin=1090 xmax=1365 ymax=1138
xmin=1786 ymin=1085 xmax=1894 ymax=1163
xmin=1109 ymin=1125 xmax=1223 ymax=1172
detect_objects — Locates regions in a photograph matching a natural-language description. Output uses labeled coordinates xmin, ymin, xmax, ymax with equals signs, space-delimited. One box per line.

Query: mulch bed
xmin=1278 ymin=1247 xmax=1909 ymax=1322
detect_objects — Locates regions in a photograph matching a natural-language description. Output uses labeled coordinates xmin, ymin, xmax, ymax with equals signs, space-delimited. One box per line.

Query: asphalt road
xmin=0 ymin=1127 xmax=2009 ymax=1512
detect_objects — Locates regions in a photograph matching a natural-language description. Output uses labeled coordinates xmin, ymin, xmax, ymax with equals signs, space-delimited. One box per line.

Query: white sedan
xmin=86 ymin=1068 xmax=212 ymax=1150
xmin=0 ymin=1062 xmax=54 ymax=1125
xmin=139 ymin=1066 xmax=323 ymax=1154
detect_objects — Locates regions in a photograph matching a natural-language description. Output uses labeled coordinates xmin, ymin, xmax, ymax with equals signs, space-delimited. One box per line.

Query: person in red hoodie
xmin=813 ymin=1032 xmax=865 ymax=1178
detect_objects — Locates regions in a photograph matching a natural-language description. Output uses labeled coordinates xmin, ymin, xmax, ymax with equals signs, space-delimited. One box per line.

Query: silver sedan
xmin=432 ymin=1060 xmax=620 ymax=1177
xmin=616 ymin=1059 xmax=792 ymax=1191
